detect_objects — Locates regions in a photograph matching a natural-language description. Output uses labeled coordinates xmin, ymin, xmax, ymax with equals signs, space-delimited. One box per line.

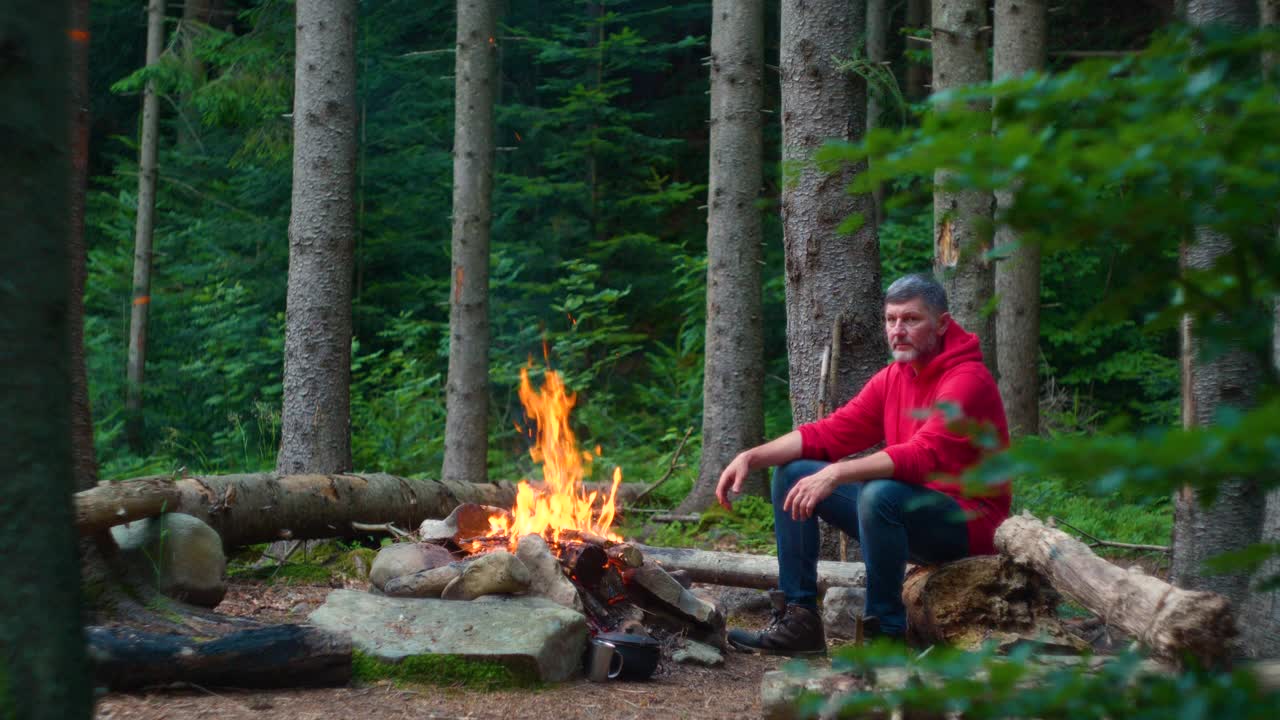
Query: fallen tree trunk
xmin=902 ymin=555 xmax=1081 ymax=651
xmin=996 ymin=512 xmax=1235 ymax=665
xmin=634 ymin=544 xmax=866 ymax=592
xmin=87 ymin=623 xmax=351 ymax=690
xmin=76 ymin=473 xmax=645 ymax=547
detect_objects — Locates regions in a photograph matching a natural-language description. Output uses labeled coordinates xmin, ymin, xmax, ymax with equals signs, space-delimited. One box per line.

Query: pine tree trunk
xmin=993 ymin=0 xmax=1046 ymax=437
xmin=1173 ymin=0 xmax=1265 ymax=660
xmin=70 ymin=0 xmax=97 ymax=491
xmin=125 ymin=0 xmax=166 ymax=453
xmin=866 ymin=0 xmax=888 ymax=227
xmin=0 ymin=1 xmax=92 ymax=713
xmin=931 ymin=0 xmax=995 ymax=373
xmin=442 ymin=1 xmax=499 ymax=485
xmin=905 ymin=0 xmax=930 ymax=99
xmin=1242 ymin=0 xmax=1280 ymax=660
xmin=781 ymin=0 xmax=882 ymax=560
xmin=278 ymin=0 xmax=358 ymax=475
xmin=682 ymin=0 xmax=766 ymax=512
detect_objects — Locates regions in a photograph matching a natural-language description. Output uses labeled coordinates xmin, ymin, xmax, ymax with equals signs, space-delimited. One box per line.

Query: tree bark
xmin=781 ymin=0 xmax=884 ymax=561
xmin=76 ymin=474 xmax=648 ymax=546
xmin=88 ymin=624 xmax=351 ymax=691
xmin=1247 ymin=0 xmax=1280 ymax=662
xmin=993 ymin=0 xmax=1047 ymax=437
xmin=866 ymin=0 xmax=889 ymax=228
xmin=278 ymin=0 xmax=358 ymax=475
xmin=442 ymin=1 xmax=500 ymax=485
xmin=0 ymin=0 xmax=92 ymax=713
xmin=998 ymin=513 xmax=1236 ymax=665
xmin=931 ymin=0 xmax=996 ymax=373
xmin=1172 ymin=0 xmax=1267 ymax=660
xmin=905 ymin=0 xmax=930 ymax=100
xmin=633 ymin=544 xmax=867 ymax=593
xmin=901 ymin=555 xmax=1074 ymax=649
xmin=683 ymin=0 xmax=766 ymax=512
xmin=125 ymin=0 xmax=167 ymax=453
xmin=70 ymin=0 xmax=97 ymax=491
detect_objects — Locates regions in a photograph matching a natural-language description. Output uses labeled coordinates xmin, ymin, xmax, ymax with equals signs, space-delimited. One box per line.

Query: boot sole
xmin=727 ymin=637 xmax=827 ymax=658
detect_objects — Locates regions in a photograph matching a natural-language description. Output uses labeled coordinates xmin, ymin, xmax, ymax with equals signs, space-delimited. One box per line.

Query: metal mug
xmin=586 ymin=638 xmax=624 ymax=682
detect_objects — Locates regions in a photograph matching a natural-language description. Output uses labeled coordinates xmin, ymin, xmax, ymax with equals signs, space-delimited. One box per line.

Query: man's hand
xmin=782 ymin=469 xmax=838 ymax=521
xmin=715 ymin=452 xmax=752 ymax=510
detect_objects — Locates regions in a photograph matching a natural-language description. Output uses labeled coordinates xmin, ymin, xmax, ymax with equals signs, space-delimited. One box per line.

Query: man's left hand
xmin=782 ymin=470 xmax=838 ymax=521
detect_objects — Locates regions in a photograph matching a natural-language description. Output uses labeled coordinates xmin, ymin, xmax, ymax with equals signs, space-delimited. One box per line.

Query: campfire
xmin=384 ymin=366 xmax=725 ymax=671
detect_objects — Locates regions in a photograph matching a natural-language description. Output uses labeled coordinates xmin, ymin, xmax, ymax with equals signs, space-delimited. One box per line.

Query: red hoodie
xmin=796 ymin=320 xmax=1011 ymax=555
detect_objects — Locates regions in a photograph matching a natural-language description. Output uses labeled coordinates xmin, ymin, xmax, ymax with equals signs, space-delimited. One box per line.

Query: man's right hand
xmin=715 ymin=452 xmax=752 ymax=511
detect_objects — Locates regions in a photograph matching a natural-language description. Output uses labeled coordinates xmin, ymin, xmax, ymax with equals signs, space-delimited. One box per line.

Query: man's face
xmin=884 ymin=298 xmax=949 ymax=364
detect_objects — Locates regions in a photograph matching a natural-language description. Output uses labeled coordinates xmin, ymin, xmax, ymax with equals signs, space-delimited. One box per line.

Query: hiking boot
xmin=727 ymin=590 xmax=826 ymax=657
xmin=860 ymin=615 xmax=907 ymax=647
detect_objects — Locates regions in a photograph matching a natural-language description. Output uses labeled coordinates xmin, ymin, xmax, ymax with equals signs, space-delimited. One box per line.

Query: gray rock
xmin=821 ymin=587 xmax=866 ymax=640
xmin=383 ymin=564 xmax=463 ymax=598
xmin=713 ymin=587 xmax=774 ymax=616
xmin=515 ymin=534 xmax=583 ymax=612
xmin=111 ymin=513 xmax=226 ymax=608
xmin=672 ymin=639 xmax=723 ymax=667
xmin=308 ymin=589 xmax=588 ymax=682
xmin=440 ymin=550 xmax=531 ymax=600
xmin=369 ymin=542 xmax=456 ymax=590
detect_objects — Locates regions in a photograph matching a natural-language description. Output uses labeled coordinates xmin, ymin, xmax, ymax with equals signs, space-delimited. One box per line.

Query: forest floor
xmin=93 ymin=576 xmax=790 ymax=720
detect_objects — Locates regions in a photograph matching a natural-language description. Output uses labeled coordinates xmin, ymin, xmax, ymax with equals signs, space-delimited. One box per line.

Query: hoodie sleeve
xmin=797 ymin=369 xmax=888 ymax=461
xmin=882 ymin=367 xmax=1002 ymax=484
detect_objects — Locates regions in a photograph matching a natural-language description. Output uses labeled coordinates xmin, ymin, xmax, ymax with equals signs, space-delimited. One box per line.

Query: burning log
xmin=74 ymin=473 xmax=646 ymax=546
xmin=561 ymin=541 xmax=608 ymax=587
xmin=634 ymin=544 xmax=866 ymax=592
xmin=996 ymin=512 xmax=1236 ymax=665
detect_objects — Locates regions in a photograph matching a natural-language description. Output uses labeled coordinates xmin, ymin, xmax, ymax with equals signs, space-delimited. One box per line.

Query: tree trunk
xmin=781 ymin=0 xmax=884 ymax=561
xmin=278 ymin=0 xmax=359 ymax=475
xmin=1172 ymin=0 xmax=1267 ymax=660
xmin=70 ymin=0 xmax=97 ymax=491
xmin=901 ymin=555 xmax=1074 ymax=649
xmin=88 ymin=624 xmax=350 ymax=691
xmin=1244 ymin=0 xmax=1280 ymax=661
xmin=931 ymin=0 xmax=995 ymax=373
xmin=634 ymin=545 xmax=868 ymax=593
xmin=0 ymin=0 xmax=92 ymax=713
xmin=866 ymin=0 xmax=889 ymax=227
xmin=442 ymin=1 xmax=499 ymax=485
xmin=998 ymin=513 xmax=1236 ymax=666
xmin=125 ymin=0 xmax=167 ymax=453
xmin=905 ymin=0 xmax=930 ymax=99
xmin=993 ymin=0 xmax=1046 ymax=437
xmin=683 ymin=0 xmax=766 ymax=512
xmin=75 ymin=474 xmax=648 ymax=546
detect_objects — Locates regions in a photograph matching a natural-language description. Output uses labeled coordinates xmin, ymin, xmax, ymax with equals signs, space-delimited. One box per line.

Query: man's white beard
xmin=891 ymin=348 xmax=918 ymax=363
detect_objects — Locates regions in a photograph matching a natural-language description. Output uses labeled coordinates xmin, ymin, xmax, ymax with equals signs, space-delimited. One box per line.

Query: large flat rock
xmin=308 ymin=590 xmax=588 ymax=682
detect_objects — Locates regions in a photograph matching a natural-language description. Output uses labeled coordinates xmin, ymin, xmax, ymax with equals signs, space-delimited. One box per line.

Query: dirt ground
xmin=93 ymin=579 xmax=792 ymax=720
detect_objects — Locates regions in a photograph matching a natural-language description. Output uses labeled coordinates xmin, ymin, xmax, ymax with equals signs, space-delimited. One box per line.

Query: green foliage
xmin=351 ymin=650 xmax=540 ymax=690
xmin=639 ymin=495 xmax=777 ymax=554
xmin=804 ymin=644 xmax=1280 ymax=720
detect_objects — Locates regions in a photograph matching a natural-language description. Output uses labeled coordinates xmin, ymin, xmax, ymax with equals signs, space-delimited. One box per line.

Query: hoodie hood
xmin=914 ymin=319 xmax=984 ymax=380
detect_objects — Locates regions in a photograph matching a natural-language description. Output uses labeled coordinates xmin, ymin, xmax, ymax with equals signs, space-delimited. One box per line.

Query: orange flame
xmin=487 ymin=366 xmax=623 ymax=549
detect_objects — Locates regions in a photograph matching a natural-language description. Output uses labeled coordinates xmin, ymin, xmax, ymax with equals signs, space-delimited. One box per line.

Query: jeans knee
xmin=857 ymin=479 xmax=902 ymax=522
xmin=772 ymin=460 xmax=826 ymax=505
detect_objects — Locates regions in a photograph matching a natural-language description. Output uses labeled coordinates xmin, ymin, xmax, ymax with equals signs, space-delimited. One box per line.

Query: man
xmin=717 ymin=273 xmax=1010 ymax=655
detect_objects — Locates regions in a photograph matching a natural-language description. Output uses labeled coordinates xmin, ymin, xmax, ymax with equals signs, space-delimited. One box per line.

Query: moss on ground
xmin=226 ymin=540 xmax=377 ymax=585
xmin=351 ymin=651 xmax=541 ymax=690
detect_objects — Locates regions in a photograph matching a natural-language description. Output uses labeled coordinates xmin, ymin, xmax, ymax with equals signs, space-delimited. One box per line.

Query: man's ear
xmin=936 ymin=312 xmax=952 ymax=336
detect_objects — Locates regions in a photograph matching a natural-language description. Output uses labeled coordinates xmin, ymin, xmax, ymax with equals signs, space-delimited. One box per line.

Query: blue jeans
xmin=772 ymin=460 xmax=970 ymax=635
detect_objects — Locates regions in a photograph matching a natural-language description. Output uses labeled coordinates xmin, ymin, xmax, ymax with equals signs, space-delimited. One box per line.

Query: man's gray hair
xmin=884 ymin=273 xmax=948 ymax=315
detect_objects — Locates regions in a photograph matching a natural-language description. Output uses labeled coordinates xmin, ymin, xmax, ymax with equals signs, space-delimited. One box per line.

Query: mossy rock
xmin=351 ymin=651 xmax=541 ymax=690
